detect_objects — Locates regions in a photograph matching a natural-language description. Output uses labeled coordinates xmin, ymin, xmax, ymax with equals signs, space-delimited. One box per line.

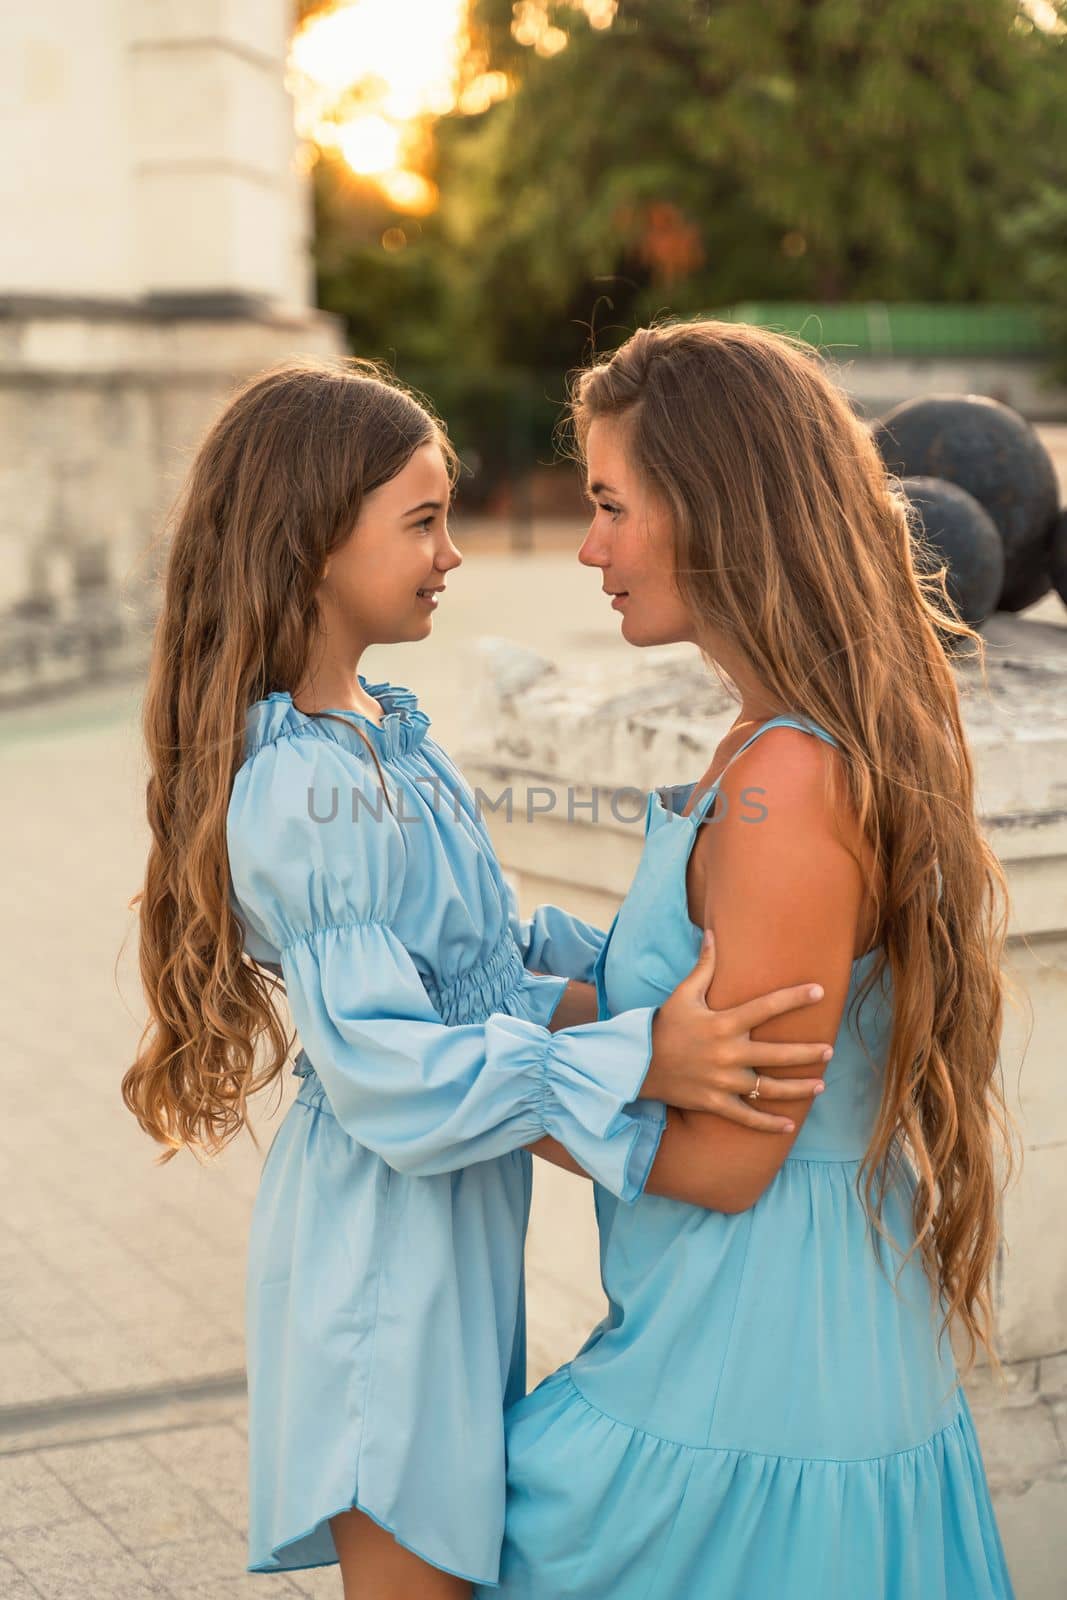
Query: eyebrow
xmin=403 ymin=499 xmax=446 ymax=518
xmin=586 ymin=480 xmax=619 ymax=497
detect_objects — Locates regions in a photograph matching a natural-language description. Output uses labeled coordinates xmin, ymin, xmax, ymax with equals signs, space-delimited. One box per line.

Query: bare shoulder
xmin=711 ymin=727 xmax=871 ymax=866
xmin=687 ymin=726 xmax=877 ymax=958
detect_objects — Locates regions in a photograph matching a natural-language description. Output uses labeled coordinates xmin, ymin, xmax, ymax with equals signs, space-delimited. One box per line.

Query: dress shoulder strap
xmin=731 ymin=713 xmax=839 ymax=759
xmin=688 ymin=713 xmax=838 ymax=824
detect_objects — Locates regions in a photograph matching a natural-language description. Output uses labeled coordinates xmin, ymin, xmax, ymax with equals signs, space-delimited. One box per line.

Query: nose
xmin=437 ymin=530 xmax=463 ymax=572
xmin=578 ymin=524 xmax=608 ymax=568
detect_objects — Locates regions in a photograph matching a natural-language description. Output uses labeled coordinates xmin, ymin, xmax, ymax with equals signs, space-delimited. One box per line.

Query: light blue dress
xmin=483 ymin=714 xmax=1015 ymax=1600
xmin=225 ymin=677 xmax=667 ymax=1584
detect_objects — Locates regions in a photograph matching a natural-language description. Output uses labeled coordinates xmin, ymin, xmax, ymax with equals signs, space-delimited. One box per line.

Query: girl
xmin=121 ymin=357 xmax=835 ymax=1598
xmin=480 ymin=321 xmax=1017 ymax=1599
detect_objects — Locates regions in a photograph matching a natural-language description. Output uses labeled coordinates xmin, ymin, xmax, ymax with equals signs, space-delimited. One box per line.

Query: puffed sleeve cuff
xmin=539 ymin=1005 xmax=666 ymax=1203
xmin=617 ymin=1098 xmax=670 ymax=1203
xmin=520 ymin=970 xmax=571 ymax=1030
xmin=502 ymin=875 xmax=608 ymax=984
xmin=524 ymin=904 xmax=609 ymax=983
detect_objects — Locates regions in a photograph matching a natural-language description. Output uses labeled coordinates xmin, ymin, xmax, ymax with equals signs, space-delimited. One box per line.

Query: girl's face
xmin=578 ymin=417 xmax=697 ymax=647
xmin=320 ymin=441 xmax=461 ymax=648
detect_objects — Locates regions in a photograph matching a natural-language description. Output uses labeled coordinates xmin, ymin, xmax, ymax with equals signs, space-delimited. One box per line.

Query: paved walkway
xmin=1 ymin=527 xmax=1065 ymax=1595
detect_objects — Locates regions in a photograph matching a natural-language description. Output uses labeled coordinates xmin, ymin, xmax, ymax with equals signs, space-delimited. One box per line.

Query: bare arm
xmin=526 ymin=1132 xmax=591 ymax=1177
xmin=643 ymin=730 xmax=869 ymax=1213
xmin=526 ymin=814 xmax=849 ymax=1183
xmin=545 ymin=979 xmax=599 ymax=1033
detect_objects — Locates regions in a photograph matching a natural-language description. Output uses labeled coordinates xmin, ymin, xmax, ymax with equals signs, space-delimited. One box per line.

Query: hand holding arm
xmin=640 ymin=929 xmax=831 ymax=1127
xmin=528 ymin=933 xmax=830 ymax=1179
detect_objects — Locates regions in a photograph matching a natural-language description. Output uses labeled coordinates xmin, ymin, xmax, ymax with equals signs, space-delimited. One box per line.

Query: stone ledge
xmin=0 ymin=303 xmax=344 ymax=379
xmin=462 ymin=603 xmax=1067 ymax=822
xmin=0 ymin=594 xmax=157 ymax=710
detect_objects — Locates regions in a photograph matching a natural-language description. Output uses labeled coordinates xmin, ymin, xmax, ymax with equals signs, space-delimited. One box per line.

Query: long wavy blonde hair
xmin=570 ymin=319 xmax=1020 ymax=1373
xmin=122 ymin=358 xmax=456 ymax=1165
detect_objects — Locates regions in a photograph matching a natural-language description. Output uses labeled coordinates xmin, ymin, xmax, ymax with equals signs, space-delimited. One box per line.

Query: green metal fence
xmin=713 ymin=302 xmax=1047 ymax=358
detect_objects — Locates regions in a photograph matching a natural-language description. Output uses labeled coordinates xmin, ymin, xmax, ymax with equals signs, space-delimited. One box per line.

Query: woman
xmin=482 ymin=321 xmax=1016 ymax=1599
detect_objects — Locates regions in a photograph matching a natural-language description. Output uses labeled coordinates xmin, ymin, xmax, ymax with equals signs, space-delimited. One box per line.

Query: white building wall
xmin=0 ymin=1 xmax=138 ymax=298
xmin=1 ymin=0 xmax=311 ymax=309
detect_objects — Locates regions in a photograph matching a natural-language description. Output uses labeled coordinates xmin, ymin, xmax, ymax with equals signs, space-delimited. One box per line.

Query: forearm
xmin=643 ymin=1100 xmax=799 ymax=1213
xmin=279 ymin=931 xmax=662 ymax=1197
xmin=545 ymin=979 xmax=598 ymax=1033
xmin=526 ymin=1133 xmax=592 ymax=1179
xmin=530 ymin=1101 xmax=788 ymax=1204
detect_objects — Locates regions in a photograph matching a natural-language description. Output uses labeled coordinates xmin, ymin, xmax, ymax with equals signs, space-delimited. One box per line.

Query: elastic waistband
xmin=421 ymin=937 xmax=527 ymax=1025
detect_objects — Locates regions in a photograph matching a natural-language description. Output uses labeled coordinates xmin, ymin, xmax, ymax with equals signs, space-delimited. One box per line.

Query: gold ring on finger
xmin=747 ymin=1074 xmax=761 ymax=1101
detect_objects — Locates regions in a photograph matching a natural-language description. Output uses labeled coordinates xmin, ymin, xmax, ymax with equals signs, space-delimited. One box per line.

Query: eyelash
xmin=594 ymin=501 xmax=621 ymax=519
xmin=416 ymin=515 xmax=435 ymax=532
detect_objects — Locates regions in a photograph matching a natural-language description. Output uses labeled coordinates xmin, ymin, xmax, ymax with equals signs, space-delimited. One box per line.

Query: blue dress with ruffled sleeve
xmin=225 ymin=677 xmax=666 ymax=1584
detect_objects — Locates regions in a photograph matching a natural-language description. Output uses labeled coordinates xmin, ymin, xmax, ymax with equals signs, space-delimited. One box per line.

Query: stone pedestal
xmin=0 ymin=1 xmax=346 ymax=703
xmin=0 ymin=304 xmax=345 ymax=706
xmin=836 ymin=358 xmax=1067 ymax=423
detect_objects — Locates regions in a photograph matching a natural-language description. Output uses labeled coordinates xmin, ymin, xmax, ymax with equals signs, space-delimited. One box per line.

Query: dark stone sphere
xmin=900 ymin=475 xmax=1005 ymax=627
xmin=873 ymin=394 xmax=1058 ymax=608
xmin=1050 ymin=507 xmax=1067 ymax=611
xmin=998 ymin=523 xmax=1054 ymax=612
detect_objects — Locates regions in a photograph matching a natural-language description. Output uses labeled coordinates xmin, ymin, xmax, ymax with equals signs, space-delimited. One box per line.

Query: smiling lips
xmin=416 ymin=586 xmax=445 ymax=602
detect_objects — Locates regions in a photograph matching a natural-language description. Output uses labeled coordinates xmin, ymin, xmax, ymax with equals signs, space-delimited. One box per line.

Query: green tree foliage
xmin=309 ymin=0 xmax=1067 ymax=419
xmin=312 ymin=157 xmax=458 ymax=366
xmin=1005 ymin=181 xmax=1067 ymax=380
xmin=447 ymin=0 xmax=1067 ymax=367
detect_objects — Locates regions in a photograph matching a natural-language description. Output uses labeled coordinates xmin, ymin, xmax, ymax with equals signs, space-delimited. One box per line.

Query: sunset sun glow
xmin=287 ymin=0 xmax=617 ymax=213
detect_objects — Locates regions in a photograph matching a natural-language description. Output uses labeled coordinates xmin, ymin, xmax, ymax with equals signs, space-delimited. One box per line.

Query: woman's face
xmin=578 ymin=416 xmax=698 ymax=648
xmin=578 ymin=414 xmax=778 ymax=715
xmin=319 ymin=441 xmax=461 ymax=648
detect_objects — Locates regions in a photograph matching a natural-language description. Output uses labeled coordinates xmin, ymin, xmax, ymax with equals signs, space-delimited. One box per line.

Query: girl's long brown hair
xmin=570 ymin=319 xmax=1020 ymax=1374
xmin=122 ymin=357 xmax=456 ymax=1165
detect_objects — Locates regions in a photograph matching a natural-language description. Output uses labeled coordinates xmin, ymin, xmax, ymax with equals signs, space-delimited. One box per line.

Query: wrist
xmin=637 ymin=1007 xmax=664 ymax=1099
xmin=543 ymin=977 xmax=572 ymax=1034
xmin=546 ymin=978 xmax=598 ymax=1033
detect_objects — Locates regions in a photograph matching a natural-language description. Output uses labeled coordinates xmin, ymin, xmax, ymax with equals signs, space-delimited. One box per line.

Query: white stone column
xmin=0 ymin=0 xmax=138 ymax=299
xmin=128 ymin=0 xmax=312 ymax=310
xmin=2 ymin=0 xmax=311 ymax=310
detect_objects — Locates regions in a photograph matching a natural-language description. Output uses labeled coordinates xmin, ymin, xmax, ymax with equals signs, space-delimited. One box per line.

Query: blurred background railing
xmin=716 ymin=301 xmax=1051 ymax=356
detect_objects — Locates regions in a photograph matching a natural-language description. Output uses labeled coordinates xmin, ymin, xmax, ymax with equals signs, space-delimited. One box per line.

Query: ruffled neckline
xmin=244 ymin=673 xmax=431 ymax=762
